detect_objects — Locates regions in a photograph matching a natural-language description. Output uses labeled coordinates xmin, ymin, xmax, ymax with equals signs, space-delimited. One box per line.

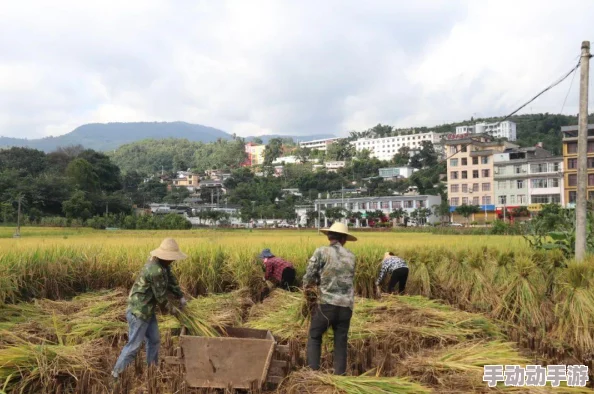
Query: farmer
xmin=258 ymin=248 xmax=296 ymax=290
xmin=303 ymin=222 xmax=357 ymax=376
xmin=111 ymin=238 xmax=188 ymax=380
xmin=375 ymin=252 xmax=409 ymax=295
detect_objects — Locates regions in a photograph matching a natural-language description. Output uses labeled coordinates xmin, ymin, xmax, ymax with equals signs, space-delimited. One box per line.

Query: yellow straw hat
xmin=320 ymin=222 xmax=357 ymax=242
xmin=150 ymin=238 xmax=187 ymax=261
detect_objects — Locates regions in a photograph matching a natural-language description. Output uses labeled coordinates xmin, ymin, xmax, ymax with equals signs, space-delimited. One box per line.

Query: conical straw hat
xmin=150 ymin=238 xmax=187 ymax=261
xmin=320 ymin=222 xmax=357 ymax=242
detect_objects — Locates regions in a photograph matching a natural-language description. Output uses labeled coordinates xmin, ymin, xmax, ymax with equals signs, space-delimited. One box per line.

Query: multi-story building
xmin=455 ymin=121 xmax=517 ymax=141
xmin=298 ymin=137 xmax=342 ymax=151
xmin=562 ymin=124 xmax=594 ymax=207
xmin=172 ymin=172 xmax=200 ymax=191
xmin=244 ymin=143 xmax=266 ymax=166
xmin=325 ymin=161 xmax=346 ymax=172
xmin=445 ymin=135 xmax=518 ymax=222
xmin=493 ymin=146 xmax=563 ymax=215
xmin=352 ymin=131 xmax=443 ymax=162
xmin=314 ymin=194 xmax=442 ymax=227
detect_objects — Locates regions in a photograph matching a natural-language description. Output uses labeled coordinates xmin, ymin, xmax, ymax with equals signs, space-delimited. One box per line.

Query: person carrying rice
xmin=258 ymin=248 xmax=296 ymax=290
xmin=302 ymin=222 xmax=357 ymax=376
xmin=375 ymin=251 xmax=409 ymax=296
xmin=111 ymin=238 xmax=188 ymax=381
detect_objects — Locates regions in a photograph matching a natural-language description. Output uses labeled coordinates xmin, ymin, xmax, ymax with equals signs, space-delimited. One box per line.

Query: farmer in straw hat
xmin=112 ymin=238 xmax=188 ymax=380
xmin=303 ymin=222 xmax=357 ymax=375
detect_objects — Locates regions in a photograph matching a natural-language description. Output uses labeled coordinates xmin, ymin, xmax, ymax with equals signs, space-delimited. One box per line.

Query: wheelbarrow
xmin=165 ymin=326 xmax=290 ymax=390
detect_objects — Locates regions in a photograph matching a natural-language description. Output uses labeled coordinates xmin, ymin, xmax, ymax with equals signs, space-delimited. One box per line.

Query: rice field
xmin=1 ymin=228 xmax=593 ymax=393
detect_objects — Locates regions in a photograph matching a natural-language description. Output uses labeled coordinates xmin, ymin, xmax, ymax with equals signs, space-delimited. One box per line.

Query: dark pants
xmin=307 ymin=303 xmax=353 ymax=375
xmin=280 ymin=267 xmax=296 ymax=289
xmin=388 ymin=267 xmax=409 ymax=294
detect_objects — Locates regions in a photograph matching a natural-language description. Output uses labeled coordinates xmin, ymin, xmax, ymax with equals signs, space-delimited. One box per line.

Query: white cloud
xmin=0 ymin=0 xmax=592 ymax=140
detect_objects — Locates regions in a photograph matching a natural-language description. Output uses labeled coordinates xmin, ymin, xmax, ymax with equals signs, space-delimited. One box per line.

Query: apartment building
xmin=493 ymin=146 xmax=563 ymax=214
xmin=314 ymin=194 xmax=442 ymax=227
xmin=378 ymin=167 xmax=416 ymax=179
xmin=352 ymin=131 xmax=443 ymax=162
xmin=244 ymin=143 xmax=266 ymax=166
xmin=562 ymin=124 xmax=594 ymax=207
xmin=445 ymin=135 xmax=517 ymax=222
xmin=455 ymin=121 xmax=517 ymax=141
xmin=298 ymin=137 xmax=342 ymax=151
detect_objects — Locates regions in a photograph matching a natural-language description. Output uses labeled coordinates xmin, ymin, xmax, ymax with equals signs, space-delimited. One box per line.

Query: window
xmin=450 ymin=171 xmax=459 ymax=180
xmin=380 ymin=201 xmax=390 ymax=209
xmin=451 ymin=184 xmax=459 ymax=193
xmin=531 ymin=195 xmax=561 ymax=204
xmin=461 ymin=184 xmax=468 ymax=193
xmin=569 ymin=191 xmax=577 ymax=203
xmin=589 ymin=174 xmax=594 ymax=186
xmin=461 ymin=145 xmax=467 ymax=152
xmin=498 ymin=167 xmax=506 ymax=175
xmin=370 ymin=202 xmax=378 ymax=209
xmin=472 ymin=157 xmax=479 ymax=165
xmin=472 ymin=197 xmax=479 ymax=205
xmin=530 ymin=163 xmax=548 ymax=173
xmin=568 ymin=174 xmax=577 ymax=187
xmin=359 ymin=203 xmax=366 ymax=210
xmin=472 ymin=170 xmax=479 ymax=179
xmin=589 ymin=158 xmax=594 ymax=168
xmin=449 ymin=146 xmax=456 ymax=154
xmin=481 ymin=156 xmax=489 ymax=164
xmin=517 ymin=180 xmax=524 ymax=189
xmin=567 ymin=143 xmax=577 ymax=154
xmin=482 ymin=196 xmax=492 ymax=205
xmin=517 ymin=195 xmax=526 ymax=204
xmin=482 ymin=183 xmax=491 ymax=191
xmin=450 ymin=198 xmax=460 ymax=206
xmin=552 ymin=162 xmax=560 ymax=172
xmin=589 ymin=191 xmax=594 ymax=201
xmin=473 ymin=183 xmax=479 ymax=192
xmin=568 ymin=158 xmax=577 ymax=169
xmin=497 ymin=181 xmax=506 ymax=190
xmin=393 ymin=201 xmax=402 ymax=208
xmin=510 ymin=195 xmax=516 ymax=204
xmin=514 ymin=165 xmax=522 ymax=174
xmin=462 ymin=197 xmax=469 ymax=205
xmin=589 ymin=142 xmax=594 ymax=153
xmin=417 ymin=200 xmax=425 ymax=208
xmin=461 ymin=171 xmax=468 ymax=179
xmin=405 ymin=200 xmax=414 ymax=208
xmin=482 ymin=169 xmax=490 ymax=177
xmin=461 ymin=158 xmax=468 ymax=166
xmin=498 ymin=196 xmax=507 ymax=204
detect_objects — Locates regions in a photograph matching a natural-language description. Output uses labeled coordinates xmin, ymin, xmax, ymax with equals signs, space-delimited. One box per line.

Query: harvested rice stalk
xmin=397 ymin=341 xmax=529 ymax=392
xmin=279 ymin=370 xmax=432 ymax=394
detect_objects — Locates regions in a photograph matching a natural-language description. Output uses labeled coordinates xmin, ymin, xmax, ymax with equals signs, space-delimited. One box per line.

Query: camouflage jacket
xmin=127 ymin=258 xmax=184 ymax=321
xmin=303 ymin=242 xmax=356 ymax=309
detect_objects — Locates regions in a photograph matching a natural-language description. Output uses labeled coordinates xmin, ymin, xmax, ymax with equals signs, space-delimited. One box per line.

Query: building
xmin=172 ymin=172 xmax=200 ymax=191
xmin=493 ymin=146 xmax=563 ymax=216
xmin=244 ymin=143 xmax=266 ymax=166
xmin=562 ymin=124 xmax=594 ymax=207
xmin=298 ymin=137 xmax=342 ymax=151
xmin=352 ymin=131 xmax=442 ymax=162
xmin=378 ymin=167 xmax=416 ymax=179
xmin=314 ymin=194 xmax=442 ymax=227
xmin=455 ymin=121 xmax=517 ymax=141
xmin=445 ymin=135 xmax=518 ymax=222
xmin=325 ymin=161 xmax=346 ymax=172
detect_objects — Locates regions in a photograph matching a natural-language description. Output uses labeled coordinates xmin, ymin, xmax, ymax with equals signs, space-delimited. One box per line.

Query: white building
xmin=352 ymin=131 xmax=442 ymax=162
xmin=325 ymin=161 xmax=346 ymax=172
xmin=378 ymin=167 xmax=417 ymax=179
xmin=298 ymin=137 xmax=342 ymax=151
xmin=456 ymin=121 xmax=517 ymax=141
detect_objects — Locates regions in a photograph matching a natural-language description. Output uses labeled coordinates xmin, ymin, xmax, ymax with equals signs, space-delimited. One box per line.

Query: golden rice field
xmin=1 ymin=227 xmax=594 ymax=393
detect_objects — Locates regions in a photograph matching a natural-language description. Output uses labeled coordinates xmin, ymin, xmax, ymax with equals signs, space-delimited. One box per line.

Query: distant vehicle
xmin=449 ymin=222 xmax=463 ymax=227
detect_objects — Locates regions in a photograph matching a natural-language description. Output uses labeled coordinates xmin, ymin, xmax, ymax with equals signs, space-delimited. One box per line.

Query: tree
xmin=252 ymin=137 xmax=264 ymax=145
xmin=295 ymin=146 xmax=312 ymax=164
xmin=389 ymin=207 xmax=407 ymax=225
xmin=326 ymin=139 xmax=355 ymax=161
xmin=78 ymin=150 xmax=122 ymax=192
xmin=264 ymin=138 xmax=283 ymax=165
xmin=66 ymin=158 xmax=100 ymax=193
xmin=414 ymin=207 xmax=432 ymax=226
xmin=455 ymin=204 xmax=481 ymax=225
xmin=433 ymin=200 xmax=451 ymax=224
xmin=392 ymin=146 xmax=410 ymax=167
xmin=62 ymin=190 xmax=92 ymax=220
xmin=409 ymin=154 xmax=423 ymax=170
xmin=0 ymin=147 xmax=47 ymax=176
xmin=417 ymin=141 xmax=438 ymax=168
xmin=324 ymin=207 xmax=345 ymax=223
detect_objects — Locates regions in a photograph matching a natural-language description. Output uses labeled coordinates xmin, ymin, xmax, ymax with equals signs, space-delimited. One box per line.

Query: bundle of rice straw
xmin=279 ymin=370 xmax=432 ymax=394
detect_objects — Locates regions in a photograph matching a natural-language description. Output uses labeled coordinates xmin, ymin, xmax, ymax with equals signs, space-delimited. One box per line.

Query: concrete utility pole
xmin=576 ymin=40 xmax=591 ymax=261
xmin=14 ymin=195 xmax=22 ymax=238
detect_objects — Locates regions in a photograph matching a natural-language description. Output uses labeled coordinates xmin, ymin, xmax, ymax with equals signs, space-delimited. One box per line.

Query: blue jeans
xmin=112 ymin=311 xmax=160 ymax=377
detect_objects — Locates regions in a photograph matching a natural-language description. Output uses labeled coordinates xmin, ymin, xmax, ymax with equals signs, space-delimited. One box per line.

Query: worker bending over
xmin=112 ymin=238 xmax=187 ymax=380
xmin=303 ymin=223 xmax=357 ymax=376
xmin=259 ymin=248 xmax=296 ymax=290
xmin=375 ymin=252 xmax=409 ymax=295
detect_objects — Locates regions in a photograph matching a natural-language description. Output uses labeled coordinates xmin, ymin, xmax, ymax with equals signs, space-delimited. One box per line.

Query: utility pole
xmin=14 ymin=195 xmax=22 ymax=238
xmin=576 ymin=40 xmax=591 ymax=261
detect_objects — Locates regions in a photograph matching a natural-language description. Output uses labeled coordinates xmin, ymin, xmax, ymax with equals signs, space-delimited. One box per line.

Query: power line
xmin=560 ymin=66 xmax=579 ymax=114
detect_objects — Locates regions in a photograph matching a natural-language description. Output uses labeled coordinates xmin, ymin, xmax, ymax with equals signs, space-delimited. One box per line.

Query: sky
xmin=0 ymin=0 xmax=593 ymax=139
